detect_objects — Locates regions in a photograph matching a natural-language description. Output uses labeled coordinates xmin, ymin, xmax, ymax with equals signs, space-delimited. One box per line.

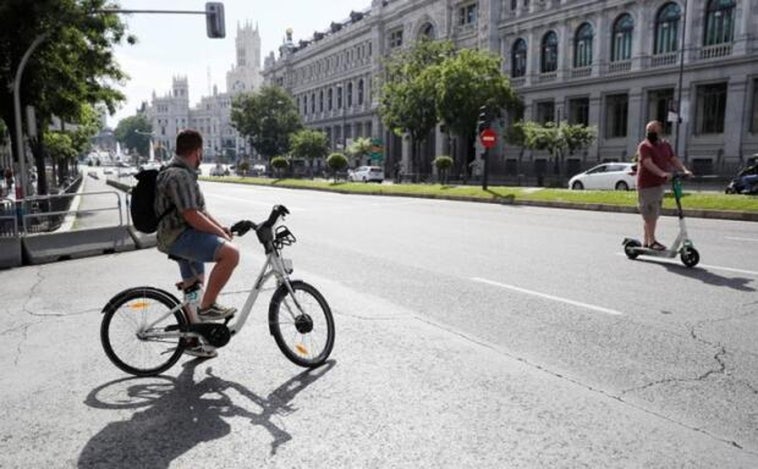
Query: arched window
xmin=358 ymin=79 xmax=365 ymax=105
xmin=574 ymin=23 xmax=593 ymax=68
xmin=704 ymin=0 xmax=735 ymax=46
xmin=419 ymin=22 xmax=435 ymax=40
xmin=654 ymin=2 xmax=681 ymax=54
xmin=511 ymin=38 xmax=527 ymax=78
xmin=347 ymin=82 xmax=353 ymax=107
xmin=541 ymin=31 xmax=558 ymax=73
xmin=611 ymin=14 xmax=634 ymax=62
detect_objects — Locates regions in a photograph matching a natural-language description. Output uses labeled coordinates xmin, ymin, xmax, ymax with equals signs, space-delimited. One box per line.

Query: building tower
xmin=226 ymin=21 xmax=263 ymax=95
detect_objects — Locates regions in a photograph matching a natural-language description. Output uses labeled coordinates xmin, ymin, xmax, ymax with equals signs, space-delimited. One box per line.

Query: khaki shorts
xmin=638 ymin=185 xmax=665 ymax=220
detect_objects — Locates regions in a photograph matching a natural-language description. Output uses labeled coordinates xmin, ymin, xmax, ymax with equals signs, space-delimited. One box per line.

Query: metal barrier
xmin=0 ymin=198 xmax=18 ymax=238
xmin=21 ymin=190 xmax=125 ymax=234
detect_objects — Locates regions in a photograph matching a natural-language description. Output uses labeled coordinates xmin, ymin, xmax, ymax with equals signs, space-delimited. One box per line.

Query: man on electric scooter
xmin=636 ymin=121 xmax=692 ymax=250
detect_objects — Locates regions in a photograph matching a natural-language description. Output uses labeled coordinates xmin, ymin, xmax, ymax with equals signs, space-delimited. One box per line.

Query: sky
xmin=107 ymin=0 xmax=371 ymax=128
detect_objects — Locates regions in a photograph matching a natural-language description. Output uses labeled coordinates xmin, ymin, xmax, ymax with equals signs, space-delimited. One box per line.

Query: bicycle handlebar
xmin=230 ymin=204 xmax=290 ymax=238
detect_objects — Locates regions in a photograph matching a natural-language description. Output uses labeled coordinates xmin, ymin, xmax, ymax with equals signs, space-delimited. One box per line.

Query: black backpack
xmin=130 ymin=166 xmax=175 ymax=234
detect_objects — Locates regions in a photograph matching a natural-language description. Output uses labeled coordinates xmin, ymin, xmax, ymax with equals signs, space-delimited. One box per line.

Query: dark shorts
xmin=638 ymin=185 xmax=665 ymax=220
xmin=168 ymin=228 xmax=225 ymax=280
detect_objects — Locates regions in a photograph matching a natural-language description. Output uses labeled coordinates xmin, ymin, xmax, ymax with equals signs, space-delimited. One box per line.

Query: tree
xmin=231 ymin=85 xmax=302 ymax=159
xmin=433 ymin=155 xmax=454 ymax=184
xmin=114 ymin=114 xmax=152 ymax=158
xmin=346 ymin=137 xmax=372 ymax=166
xmin=0 ymin=0 xmax=133 ymax=195
xmin=326 ymin=152 xmax=348 ymax=182
xmin=378 ymin=40 xmax=454 ymax=176
xmin=290 ymin=129 xmax=329 ymax=177
xmin=517 ymin=121 xmax=597 ymax=178
xmin=270 ymin=156 xmax=289 ymax=178
xmin=434 ymin=48 xmax=520 ymax=171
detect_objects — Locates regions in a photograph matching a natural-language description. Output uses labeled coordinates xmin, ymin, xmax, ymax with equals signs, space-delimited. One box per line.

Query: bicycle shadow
xmin=635 ymin=258 xmax=755 ymax=292
xmin=78 ymin=359 xmax=335 ymax=468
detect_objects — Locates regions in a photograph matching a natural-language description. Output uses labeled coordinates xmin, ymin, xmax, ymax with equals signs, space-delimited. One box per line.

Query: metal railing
xmin=21 ymin=190 xmax=125 ymax=234
xmin=0 ymin=198 xmax=18 ymax=238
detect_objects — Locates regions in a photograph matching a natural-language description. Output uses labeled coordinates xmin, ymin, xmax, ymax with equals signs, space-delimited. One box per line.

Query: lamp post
xmin=674 ymin=0 xmax=688 ymax=160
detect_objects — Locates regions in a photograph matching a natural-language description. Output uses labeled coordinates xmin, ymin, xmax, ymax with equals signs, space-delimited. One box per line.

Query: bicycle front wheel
xmin=101 ymin=287 xmax=187 ymax=377
xmin=269 ymin=280 xmax=335 ymax=368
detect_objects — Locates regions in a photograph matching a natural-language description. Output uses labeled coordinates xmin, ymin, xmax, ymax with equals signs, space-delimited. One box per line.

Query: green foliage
xmin=290 ymin=129 xmax=329 ymax=161
xmin=347 ymin=137 xmax=372 ymax=158
xmin=270 ymin=156 xmax=290 ymax=169
xmin=516 ymin=121 xmax=597 ymax=157
xmin=114 ymin=114 xmax=152 ymax=158
xmin=44 ymin=131 xmax=76 ymax=161
xmin=231 ymin=85 xmax=302 ymax=159
xmin=327 ymin=152 xmax=348 ymax=171
xmin=433 ymin=155 xmax=454 ymax=170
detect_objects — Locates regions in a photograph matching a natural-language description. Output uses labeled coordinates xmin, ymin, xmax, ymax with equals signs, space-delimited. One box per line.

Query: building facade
xmin=263 ymin=0 xmax=758 ymax=178
xmin=144 ymin=22 xmax=263 ymax=162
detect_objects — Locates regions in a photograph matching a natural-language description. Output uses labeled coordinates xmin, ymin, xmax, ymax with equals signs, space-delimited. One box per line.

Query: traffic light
xmin=205 ymin=2 xmax=226 ymax=38
xmin=477 ymin=105 xmax=491 ymax=134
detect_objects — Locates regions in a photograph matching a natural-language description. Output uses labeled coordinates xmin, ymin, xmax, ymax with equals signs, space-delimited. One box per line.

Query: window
xmin=511 ymin=0 xmax=517 ymax=10
xmin=337 ymin=86 xmax=343 ymax=109
xmin=569 ymin=97 xmax=590 ymax=126
xmin=311 ymin=93 xmax=316 ymax=114
xmin=574 ymin=23 xmax=593 ymax=68
xmin=654 ymin=3 xmax=681 ymax=54
xmin=328 ymin=88 xmax=334 ymax=111
xmin=541 ymin=31 xmax=558 ymax=73
xmin=420 ymin=23 xmax=435 ymax=40
xmin=511 ymin=38 xmax=527 ymax=78
xmin=303 ymin=95 xmax=308 ymax=115
xmin=536 ymin=101 xmax=555 ymax=124
xmin=347 ymin=82 xmax=353 ymax=107
xmin=459 ymin=3 xmax=477 ymax=26
xmin=358 ymin=79 xmax=365 ymax=105
xmin=695 ymin=83 xmax=727 ymax=134
xmin=648 ymin=88 xmax=675 ymax=134
xmin=319 ymin=90 xmax=324 ymax=113
xmin=605 ymin=94 xmax=628 ymax=138
xmin=611 ymin=14 xmax=633 ymax=62
xmin=389 ymin=29 xmax=403 ymax=49
xmin=751 ymin=79 xmax=758 ymax=133
xmin=704 ymin=0 xmax=735 ymax=46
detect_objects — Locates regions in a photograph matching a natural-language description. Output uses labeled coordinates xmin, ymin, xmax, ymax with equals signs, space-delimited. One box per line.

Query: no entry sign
xmin=480 ymin=128 xmax=497 ymax=149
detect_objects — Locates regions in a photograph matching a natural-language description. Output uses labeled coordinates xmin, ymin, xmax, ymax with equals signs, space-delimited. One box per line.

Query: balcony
xmin=608 ymin=60 xmax=631 ymax=74
xmin=571 ymin=66 xmax=592 ymax=79
xmin=511 ymin=77 xmax=526 ymax=88
xmin=651 ymin=52 xmax=678 ymax=67
xmin=538 ymin=72 xmax=557 ymax=83
xmin=699 ymin=43 xmax=732 ymax=60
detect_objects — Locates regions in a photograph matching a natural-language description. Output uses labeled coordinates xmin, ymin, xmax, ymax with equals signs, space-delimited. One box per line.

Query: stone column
xmin=628 ymin=88 xmax=644 ymax=157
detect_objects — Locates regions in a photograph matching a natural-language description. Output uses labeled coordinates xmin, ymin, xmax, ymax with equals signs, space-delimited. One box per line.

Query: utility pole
xmin=674 ymin=0 xmax=688 ymax=160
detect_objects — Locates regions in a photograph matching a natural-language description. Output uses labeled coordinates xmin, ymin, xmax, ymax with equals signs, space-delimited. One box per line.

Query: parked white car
xmin=348 ymin=166 xmax=384 ymax=183
xmin=568 ymin=162 xmax=637 ymax=190
xmin=209 ymin=164 xmax=230 ymax=176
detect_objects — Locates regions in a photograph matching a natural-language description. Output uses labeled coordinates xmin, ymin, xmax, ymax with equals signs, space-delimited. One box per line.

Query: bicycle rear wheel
xmin=269 ymin=280 xmax=335 ymax=368
xmin=101 ymin=287 xmax=187 ymax=377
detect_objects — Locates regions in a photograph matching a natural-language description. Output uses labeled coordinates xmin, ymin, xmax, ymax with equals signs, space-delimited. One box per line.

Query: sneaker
xmin=183 ymin=344 xmax=218 ymax=359
xmin=197 ymin=303 xmax=237 ymax=321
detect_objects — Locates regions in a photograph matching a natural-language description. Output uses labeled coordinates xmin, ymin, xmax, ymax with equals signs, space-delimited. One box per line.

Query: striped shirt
xmin=154 ymin=156 xmax=205 ymax=252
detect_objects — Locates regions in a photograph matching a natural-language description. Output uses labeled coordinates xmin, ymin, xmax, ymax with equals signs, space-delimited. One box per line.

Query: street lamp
xmin=674 ymin=0 xmax=688 ymax=161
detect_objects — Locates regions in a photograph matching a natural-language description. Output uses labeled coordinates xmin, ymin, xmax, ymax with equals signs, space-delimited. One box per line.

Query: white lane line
xmin=726 ymin=237 xmax=758 ymax=243
xmin=471 ymin=277 xmax=624 ymax=316
xmin=205 ymin=193 xmax=304 ymax=211
xmin=614 ymin=253 xmax=758 ymax=276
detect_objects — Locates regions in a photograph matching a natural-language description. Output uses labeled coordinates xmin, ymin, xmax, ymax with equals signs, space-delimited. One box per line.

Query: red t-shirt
xmin=637 ymin=139 xmax=674 ymax=189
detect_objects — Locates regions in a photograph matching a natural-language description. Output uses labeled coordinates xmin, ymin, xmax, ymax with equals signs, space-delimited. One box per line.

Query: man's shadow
xmin=78 ymin=359 xmax=335 ymax=468
xmin=635 ymin=258 xmax=755 ymax=292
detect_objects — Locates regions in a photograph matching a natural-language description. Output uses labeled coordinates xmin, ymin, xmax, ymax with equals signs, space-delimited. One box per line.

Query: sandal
xmin=649 ymin=241 xmax=667 ymax=251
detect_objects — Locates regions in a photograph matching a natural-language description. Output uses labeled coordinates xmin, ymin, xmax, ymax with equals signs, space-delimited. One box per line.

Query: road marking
xmin=726 ymin=236 xmax=758 ymax=243
xmin=614 ymin=253 xmax=758 ymax=276
xmin=471 ymin=277 xmax=624 ymax=316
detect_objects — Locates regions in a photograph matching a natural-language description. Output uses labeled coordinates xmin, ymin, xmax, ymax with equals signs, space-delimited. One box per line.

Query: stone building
xmin=263 ymin=0 xmax=758 ymax=179
xmin=144 ymin=22 xmax=263 ymax=162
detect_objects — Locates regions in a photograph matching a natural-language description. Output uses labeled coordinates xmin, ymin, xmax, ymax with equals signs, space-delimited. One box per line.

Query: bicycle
xmin=100 ymin=205 xmax=335 ymax=377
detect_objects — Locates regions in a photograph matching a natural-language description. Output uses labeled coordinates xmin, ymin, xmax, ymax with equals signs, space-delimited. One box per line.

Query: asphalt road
xmin=1 ymin=180 xmax=756 ymax=468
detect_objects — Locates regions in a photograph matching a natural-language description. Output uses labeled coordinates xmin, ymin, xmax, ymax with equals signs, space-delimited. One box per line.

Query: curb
xmin=201 ymin=178 xmax=758 ymax=223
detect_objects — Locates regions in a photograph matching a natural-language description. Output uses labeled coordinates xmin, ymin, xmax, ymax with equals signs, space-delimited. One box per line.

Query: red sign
xmin=480 ymin=128 xmax=497 ymax=149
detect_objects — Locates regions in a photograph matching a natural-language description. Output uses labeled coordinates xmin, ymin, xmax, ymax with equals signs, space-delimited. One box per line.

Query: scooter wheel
xmin=681 ymin=247 xmax=699 ymax=268
xmin=624 ymin=240 xmax=641 ymax=259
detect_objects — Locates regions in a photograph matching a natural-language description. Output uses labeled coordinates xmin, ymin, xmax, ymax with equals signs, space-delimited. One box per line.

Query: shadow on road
xmin=78 ymin=359 xmax=335 ymax=468
xmin=635 ymin=258 xmax=755 ymax=292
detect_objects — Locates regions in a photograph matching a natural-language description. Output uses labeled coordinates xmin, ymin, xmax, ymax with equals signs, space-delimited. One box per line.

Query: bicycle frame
xmin=138 ymin=248 xmax=299 ymax=342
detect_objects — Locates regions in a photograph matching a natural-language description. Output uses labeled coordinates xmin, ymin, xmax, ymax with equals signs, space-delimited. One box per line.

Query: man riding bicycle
xmin=155 ymin=129 xmax=240 ymax=357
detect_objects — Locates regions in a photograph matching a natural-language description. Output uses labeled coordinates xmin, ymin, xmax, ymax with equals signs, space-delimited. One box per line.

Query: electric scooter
xmin=622 ymin=173 xmax=700 ymax=268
